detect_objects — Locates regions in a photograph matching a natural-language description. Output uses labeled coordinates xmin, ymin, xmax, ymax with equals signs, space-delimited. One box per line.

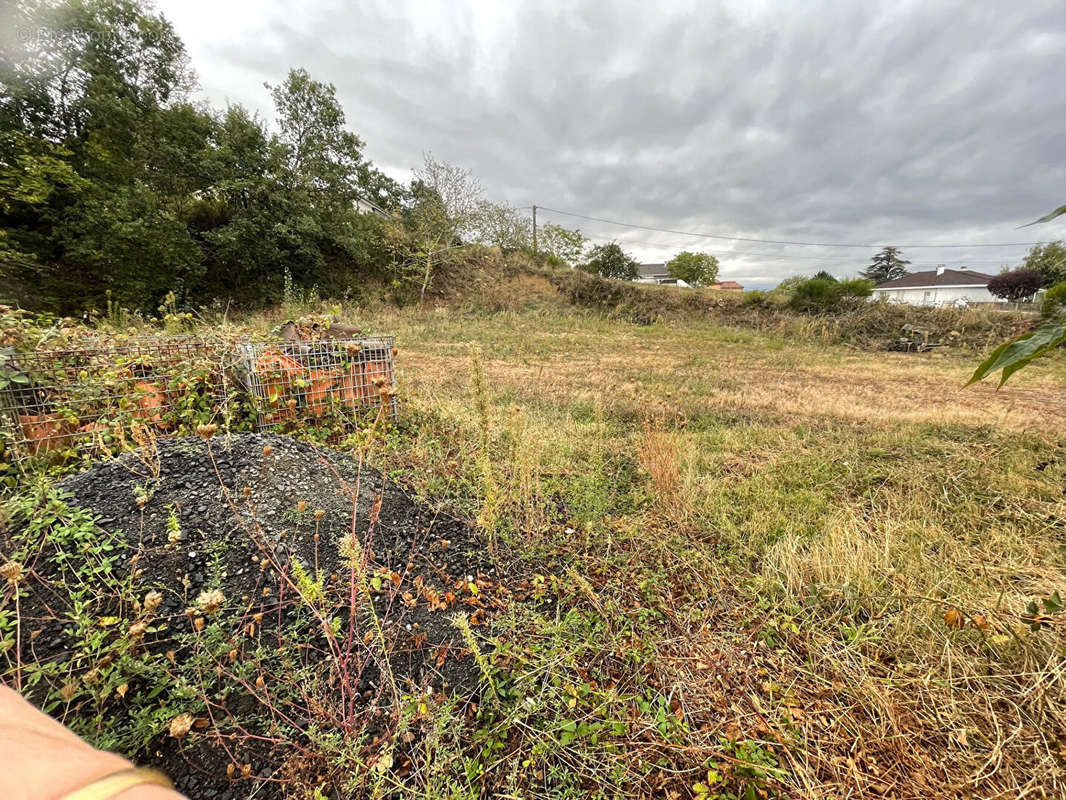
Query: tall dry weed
xmin=636 ymin=415 xmax=684 ymax=518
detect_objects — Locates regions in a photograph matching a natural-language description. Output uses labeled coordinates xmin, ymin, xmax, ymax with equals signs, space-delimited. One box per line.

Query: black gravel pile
xmin=35 ymin=433 xmax=502 ymax=799
xmin=59 ymin=432 xmax=498 ymax=674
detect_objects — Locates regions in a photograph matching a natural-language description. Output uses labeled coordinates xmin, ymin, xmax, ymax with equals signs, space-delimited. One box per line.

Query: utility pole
xmin=532 ymin=204 xmax=537 ymax=256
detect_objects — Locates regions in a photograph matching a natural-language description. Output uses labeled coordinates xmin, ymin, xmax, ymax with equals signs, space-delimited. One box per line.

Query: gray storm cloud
xmin=158 ymin=0 xmax=1066 ymax=286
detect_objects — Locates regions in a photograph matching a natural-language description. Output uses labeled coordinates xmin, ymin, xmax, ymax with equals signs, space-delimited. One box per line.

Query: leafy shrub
xmin=767 ymin=275 xmax=814 ymax=305
xmin=1041 ymin=281 xmax=1066 ymax=317
xmin=788 ymin=277 xmax=869 ymax=311
xmin=789 ymin=277 xmax=872 ymax=313
xmin=789 ymin=278 xmax=839 ymax=311
xmin=741 ymin=290 xmax=768 ymax=307
xmin=838 ymin=278 xmax=875 ymax=299
xmin=550 ymin=269 xmax=1029 ymax=350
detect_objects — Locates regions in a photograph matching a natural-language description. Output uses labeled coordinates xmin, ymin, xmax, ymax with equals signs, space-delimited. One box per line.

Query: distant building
xmin=635 ymin=263 xmax=690 ymax=287
xmin=635 ymin=265 xmax=742 ymax=291
xmin=353 ymin=196 xmax=389 ymax=217
xmin=871 ymin=267 xmax=1001 ymax=307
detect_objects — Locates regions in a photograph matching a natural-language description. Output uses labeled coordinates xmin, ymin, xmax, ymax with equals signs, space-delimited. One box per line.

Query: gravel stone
xmin=37 ymin=432 xmax=504 ymax=800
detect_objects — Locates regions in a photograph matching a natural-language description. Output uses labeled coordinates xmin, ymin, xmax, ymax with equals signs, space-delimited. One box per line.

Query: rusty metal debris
xmin=886 ymin=324 xmax=945 ymax=353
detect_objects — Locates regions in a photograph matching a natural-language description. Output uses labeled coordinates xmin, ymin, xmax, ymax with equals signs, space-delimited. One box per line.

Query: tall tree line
xmin=0 ymin=0 xmax=412 ymax=312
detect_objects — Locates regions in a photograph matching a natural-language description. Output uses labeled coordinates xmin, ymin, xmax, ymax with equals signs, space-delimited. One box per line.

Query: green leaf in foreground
xmin=1020 ymin=204 xmax=1066 ymax=227
xmin=967 ymin=318 xmax=1066 ymax=386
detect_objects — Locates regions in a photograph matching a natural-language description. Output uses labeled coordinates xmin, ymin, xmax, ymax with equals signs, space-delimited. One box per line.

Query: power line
xmin=527 ymin=206 xmax=1029 ymax=263
xmin=536 ymin=205 xmax=1050 ymax=249
xmin=576 ymin=229 xmax=1024 ymax=268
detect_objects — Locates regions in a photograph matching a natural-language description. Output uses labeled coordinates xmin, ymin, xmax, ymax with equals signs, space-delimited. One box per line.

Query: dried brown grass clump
xmin=636 ymin=416 xmax=686 ymax=520
xmin=756 ymin=458 xmax=1066 ymax=797
xmin=769 ymin=621 xmax=1066 ymax=798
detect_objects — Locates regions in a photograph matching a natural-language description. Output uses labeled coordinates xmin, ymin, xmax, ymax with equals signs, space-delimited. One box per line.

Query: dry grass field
xmin=358 ymin=306 xmax=1066 ymax=799
xmin=4 ymin=301 xmax=1065 ymax=799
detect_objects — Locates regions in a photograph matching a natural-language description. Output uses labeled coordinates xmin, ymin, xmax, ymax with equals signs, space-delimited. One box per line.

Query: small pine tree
xmin=862 ymin=247 xmax=910 ymax=283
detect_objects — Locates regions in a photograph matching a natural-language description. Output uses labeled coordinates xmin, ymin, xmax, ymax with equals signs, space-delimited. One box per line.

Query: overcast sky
xmin=156 ymin=0 xmax=1066 ymax=287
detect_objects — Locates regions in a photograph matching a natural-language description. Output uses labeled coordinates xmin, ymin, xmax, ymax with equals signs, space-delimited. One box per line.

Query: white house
xmin=871 ymin=267 xmax=1002 ymax=307
xmin=636 ymin=263 xmax=691 ymax=287
xmin=353 ymin=196 xmax=389 ymax=217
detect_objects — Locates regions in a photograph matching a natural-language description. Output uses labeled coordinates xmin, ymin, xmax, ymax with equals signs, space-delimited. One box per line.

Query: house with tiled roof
xmin=871 ymin=267 xmax=1001 ymax=307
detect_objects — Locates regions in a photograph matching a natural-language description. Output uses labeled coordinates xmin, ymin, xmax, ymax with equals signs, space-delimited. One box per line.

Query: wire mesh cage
xmin=0 ymin=334 xmax=398 ymax=465
xmin=236 ymin=336 xmax=397 ymax=431
xmin=0 ymin=337 xmax=227 ymax=463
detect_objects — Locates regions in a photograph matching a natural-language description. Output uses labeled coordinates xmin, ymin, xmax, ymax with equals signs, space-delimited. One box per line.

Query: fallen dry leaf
xmin=169 ymin=713 xmax=194 ymax=739
xmin=944 ymin=609 xmax=964 ymax=629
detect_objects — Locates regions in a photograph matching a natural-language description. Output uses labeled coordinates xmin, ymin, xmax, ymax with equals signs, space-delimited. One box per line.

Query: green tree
xmin=192 ymin=106 xmax=292 ymax=300
xmin=766 ymin=275 xmax=807 ymax=302
xmin=581 ymin=242 xmax=639 ymax=280
xmin=0 ymin=0 xmax=205 ymax=309
xmin=269 ymin=68 xmax=364 ymax=201
xmin=839 ymin=277 xmax=875 ymax=299
xmin=666 ymin=251 xmax=719 ymax=286
xmin=0 ymin=130 xmax=85 ymax=265
xmin=773 ymin=276 xmax=807 ymax=293
xmin=862 ymin=246 xmax=910 ymax=283
xmin=265 ymin=68 xmax=401 ymax=294
xmin=1 ymin=0 xmax=194 ymax=146
xmin=538 ymin=223 xmax=585 ymax=266
xmin=357 ymin=164 xmax=407 ymax=212
xmin=1020 ymin=241 xmax=1066 ymax=288
xmin=472 ymin=202 xmax=530 ymax=251
xmin=408 ymin=154 xmax=483 ymax=243
xmin=403 ymin=154 xmax=485 ymax=301
xmin=1041 ymin=281 xmax=1066 ymax=317
xmin=0 ymin=1 xmax=500 ymax=312
xmin=0 ymin=1 xmax=410 ymax=311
